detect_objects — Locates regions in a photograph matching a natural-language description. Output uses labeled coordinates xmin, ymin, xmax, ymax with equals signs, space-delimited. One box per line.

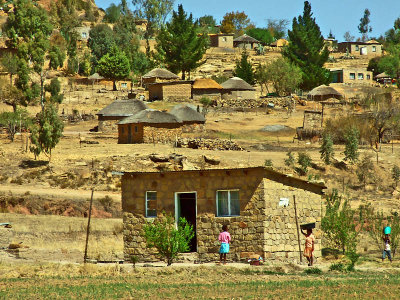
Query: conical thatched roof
xmin=97 ymin=99 xmax=148 ymax=117
xmin=221 ymin=77 xmax=255 ymax=91
xmin=170 ymin=104 xmax=205 ymax=123
xmin=118 ymin=109 xmax=182 ymax=125
xmin=376 ymin=72 xmax=390 ymax=79
xmin=142 ymin=68 xmax=179 ymax=79
xmin=233 ymin=34 xmax=259 ymax=43
xmin=88 ymin=73 xmax=104 ymax=80
xmin=192 ymin=78 xmax=223 ymax=90
xmin=308 ymin=85 xmax=342 ymax=97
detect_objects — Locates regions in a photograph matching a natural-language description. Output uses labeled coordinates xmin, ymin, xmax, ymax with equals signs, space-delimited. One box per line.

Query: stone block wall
xmin=163 ymin=84 xmax=192 ymax=101
xmin=143 ymin=126 xmax=182 ymax=144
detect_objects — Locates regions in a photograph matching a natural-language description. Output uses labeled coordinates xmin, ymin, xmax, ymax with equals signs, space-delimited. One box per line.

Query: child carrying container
xmin=383 ymin=227 xmax=392 ymax=263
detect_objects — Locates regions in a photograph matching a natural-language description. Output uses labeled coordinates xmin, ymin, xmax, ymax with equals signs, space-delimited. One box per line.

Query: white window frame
xmin=358 ymin=73 xmax=364 ymax=80
xmin=216 ymin=189 xmax=240 ymax=217
xmin=145 ymin=191 xmax=157 ymax=218
xmin=372 ymin=46 xmax=376 ymax=52
xmin=349 ymin=73 xmax=355 ymax=80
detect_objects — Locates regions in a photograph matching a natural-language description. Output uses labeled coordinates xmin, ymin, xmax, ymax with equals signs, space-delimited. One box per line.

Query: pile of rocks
xmin=217 ymin=97 xmax=294 ymax=109
xmin=176 ymin=138 xmax=244 ymax=151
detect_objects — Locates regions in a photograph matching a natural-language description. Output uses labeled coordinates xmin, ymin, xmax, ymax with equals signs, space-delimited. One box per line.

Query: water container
xmin=384 ymin=227 xmax=391 ymax=234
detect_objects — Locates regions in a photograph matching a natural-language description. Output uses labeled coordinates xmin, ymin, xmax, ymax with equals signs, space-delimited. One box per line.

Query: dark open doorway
xmin=176 ymin=192 xmax=197 ymax=252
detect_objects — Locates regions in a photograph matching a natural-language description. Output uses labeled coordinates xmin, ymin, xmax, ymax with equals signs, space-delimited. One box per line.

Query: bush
xmin=264 ymin=159 xmax=273 ymax=167
xmin=320 ymin=133 xmax=334 ymax=165
xmin=392 ymin=165 xmax=400 ymax=187
xmin=297 ymin=152 xmax=312 ymax=175
xmin=284 ymin=151 xmax=295 ymax=167
xmin=329 ymin=263 xmax=345 ymax=272
xmin=356 ymin=155 xmax=374 ymax=188
xmin=143 ymin=214 xmax=194 ymax=266
xmin=304 ymin=267 xmax=322 ymax=275
xmin=345 ymin=251 xmax=360 ymax=272
xmin=343 ymin=127 xmax=359 ymax=164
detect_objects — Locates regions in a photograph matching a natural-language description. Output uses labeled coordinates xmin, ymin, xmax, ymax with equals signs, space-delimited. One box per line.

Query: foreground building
xmin=122 ymin=167 xmax=325 ymax=262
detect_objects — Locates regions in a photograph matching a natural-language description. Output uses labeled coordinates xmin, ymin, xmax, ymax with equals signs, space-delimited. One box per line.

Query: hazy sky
xmin=94 ymin=0 xmax=400 ymax=41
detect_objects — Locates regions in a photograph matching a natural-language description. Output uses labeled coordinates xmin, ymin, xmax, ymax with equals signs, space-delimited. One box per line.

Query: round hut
xmin=233 ymin=34 xmax=260 ymax=49
xmin=142 ymin=68 xmax=179 ymax=87
xmin=192 ymin=78 xmax=223 ymax=101
xmin=170 ymin=104 xmax=205 ymax=132
xmin=307 ymin=85 xmax=343 ymax=101
xmin=118 ymin=109 xmax=183 ymax=144
xmin=96 ymin=99 xmax=148 ymax=132
xmin=221 ymin=77 xmax=256 ymax=100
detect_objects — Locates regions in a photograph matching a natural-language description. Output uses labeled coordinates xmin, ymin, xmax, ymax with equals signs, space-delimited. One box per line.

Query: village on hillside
xmin=1 ymin=0 xmax=400 ymax=298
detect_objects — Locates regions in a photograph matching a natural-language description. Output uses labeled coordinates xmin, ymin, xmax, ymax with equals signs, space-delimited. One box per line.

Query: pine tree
xmin=320 ymin=133 xmax=334 ymax=165
xmin=283 ymin=1 xmax=330 ymax=91
xmin=344 ymin=127 xmax=359 ymax=164
xmin=233 ymin=50 xmax=255 ymax=85
xmin=155 ymin=4 xmax=208 ymax=80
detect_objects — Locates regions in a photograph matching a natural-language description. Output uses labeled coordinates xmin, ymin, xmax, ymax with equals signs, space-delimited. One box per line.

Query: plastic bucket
xmin=384 ymin=227 xmax=391 ymax=234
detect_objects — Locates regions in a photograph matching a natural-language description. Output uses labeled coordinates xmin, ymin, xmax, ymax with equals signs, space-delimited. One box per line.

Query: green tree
xmin=155 ymin=4 xmax=208 ymax=80
xmin=45 ymin=78 xmax=64 ymax=104
xmin=105 ymin=3 xmax=121 ymax=23
xmin=246 ymin=27 xmax=274 ymax=45
xmin=0 ymin=108 xmax=32 ymax=142
xmin=143 ymin=214 xmax=194 ymax=266
xmin=392 ymin=165 xmax=400 ymax=187
xmin=132 ymin=0 xmax=175 ymax=56
xmin=267 ymin=19 xmax=289 ymax=40
xmin=88 ymin=24 xmax=115 ymax=68
xmin=197 ymin=15 xmax=217 ymax=33
xmin=0 ymin=80 xmax=23 ymax=112
xmin=97 ymin=45 xmax=131 ymax=91
xmin=367 ymin=57 xmax=382 ymax=77
xmin=343 ymin=127 xmax=359 ymax=164
xmin=297 ymin=152 xmax=312 ymax=175
xmin=256 ymin=58 xmax=302 ymax=96
xmin=320 ymin=133 xmax=334 ymax=165
xmin=358 ymin=8 xmax=372 ymax=41
xmin=385 ymin=18 xmax=400 ymax=45
xmin=283 ymin=1 xmax=330 ymax=91
xmin=220 ymin=11 xmax=252 ymax=36
xmin=30 ymin=104 xmax=64 ymax=161
xmin=343 ymin=31 xmax=355 ymax=42
xmin=356 ymin=154 xmax=374 ymax=189
xmin=379 ymin=44 xmax=400 ymax=88
xmin=233 ymin=50 xmax=255 ymax=85
xmin=1 ymin=52 xmax=19 ymax=86
xmin=322 ymin=189 xmax=361 ymax=254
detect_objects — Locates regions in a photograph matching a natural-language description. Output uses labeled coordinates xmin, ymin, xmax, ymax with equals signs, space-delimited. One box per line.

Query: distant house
xmin=270 ymin=38 xmax=289 ymax=48
xmin=307 ymin=85 xmax=343 ymax=101
xmin=142 ymin=68 xmax=180 ymax=87
xmin=330 ymin=68 xmax=373 ymax=84
xmin=209 ymin=33 xmax=234 ymax=48
xmin=134 ymin=19 xmax=148 ymax=32
xmin=75 ymin=26 xmax=91 ymax=41
xmin=121 ymin=166 xmax=325 ymax=262
xmin=96 ymin=99 xmax=148 ymax=132
xmin=192 ymin=78 xmax=223 ymax=101
xmin=118 ymin=109 xmax=183 ymax=144
xmin=337 ymin=41 xmax=382 ymax=56
xmin=148 ymin=81 xmax=192 ymax=101
xmin=375 ymin=72 xmax=393 ymax=85
xmin=221 ymin=77 xmax=256 ymax=100
xmin=233 ymin=34 xmax=259 ymax=50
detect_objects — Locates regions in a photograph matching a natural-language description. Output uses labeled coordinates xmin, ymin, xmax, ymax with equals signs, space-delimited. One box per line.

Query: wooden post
xmin=84 ymin=188 xmax=94 ymax=263
xmin=293 ymin=195 xmax=303 ymax=263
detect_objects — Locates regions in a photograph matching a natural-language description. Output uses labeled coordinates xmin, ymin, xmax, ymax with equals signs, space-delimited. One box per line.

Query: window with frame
xmin=355 ymin=45 xmax=359 ymax=51
xmin=146 ymin=191 xmax=157 ymax=217
xmin=216 ymin=190 xmax=239 ymax=217
xmin=372 ymin=46 xmax=376 ymax=52
xmin=358 ymin=73 xmax=364 ymax=80
xmin=349 ymin=73 xmax=355 ymax=80
xmin=121 ymin=82 xmax=127 ymax=88
xmin=82 ymin=32 xmax=87 ymax=39
xmin=367 ymin=75 xmax=371 ymax=80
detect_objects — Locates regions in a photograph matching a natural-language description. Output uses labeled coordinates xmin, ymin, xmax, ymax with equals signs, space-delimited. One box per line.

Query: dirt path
xmin=0 ymin=184 xmax=120 ymax=202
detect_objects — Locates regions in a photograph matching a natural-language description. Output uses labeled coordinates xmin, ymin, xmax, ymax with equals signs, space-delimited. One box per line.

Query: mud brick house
xmin=122 ymin=167 xmax=325 ymax=262
xmin=118 ymin=109 xmax=183 ymax=143
xmin=337 ymin=40 xmax=382 ymax=56
xmin=142 ymin=68 xmax=179 ymax=88
xmin=192 ymin=78 xmax=223 ymax=101
xmin=233 ymin=34 xmax=259 ymax=50
xmin=209 ymin=33 xmax=234 ymax=48
xmin=221 ymin=77 xmax=256 ymax=100
xmin=169 ymin=104 xmax=205 ymax=132
xmin=330 ymin=68 xmax=373 ymax=84
xmin=96 ymin=99 xmax=148 ymax=132
xmin=270 ymin=38 xmax=289 ymax=48
xmin=148 ymin=81 xmax=192 ymax=101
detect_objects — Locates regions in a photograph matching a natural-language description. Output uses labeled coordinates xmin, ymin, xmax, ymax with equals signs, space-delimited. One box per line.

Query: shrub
xmin=264 ymin=159 xmax=273 ymax=167
xmin=99 ymin=196 xmax=113 ymax=212
xmin=284 ymin=151 xmax=295 ymax=167
xmin=392 ymin=165 xmax=400 ymax=187
xmin=297 ymin=152 xmax=312 ymax=175
xmin=356 ymin=155 xmax=374 ymax=188
xmin=329 ymin=263 xmax=345 ymax=272
xmin=343 ymin=127 xmax=359 ymax=164
xmin=320 ymin=133 xmax=334 ymax=165
xmin=346 ymin=250 xmax=360 ymax=272
xmin=304 ymin=267 xmax=322 ymax=275
xmin=143 ymin=214 xmax=194 ymax=266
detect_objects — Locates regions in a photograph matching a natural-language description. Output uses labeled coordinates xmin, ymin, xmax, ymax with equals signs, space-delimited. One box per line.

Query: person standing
xmin=382 ymin=234 xmax=392 ymax=263
xmin=218 ymin=224 xmax=231 ymax=265
xmin=301 ymin=228 xmax=315 ymax=266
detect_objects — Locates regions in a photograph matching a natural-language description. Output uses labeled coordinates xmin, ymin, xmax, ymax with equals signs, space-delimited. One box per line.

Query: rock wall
xmin=176 ymin=138 xmax=243 ymax=151
xmin=143 ymin=126 xmax=182 ymax=144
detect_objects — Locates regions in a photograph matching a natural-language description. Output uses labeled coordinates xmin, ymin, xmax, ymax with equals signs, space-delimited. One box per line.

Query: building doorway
xmin=175 ymin=192 xmax=197 ymax=252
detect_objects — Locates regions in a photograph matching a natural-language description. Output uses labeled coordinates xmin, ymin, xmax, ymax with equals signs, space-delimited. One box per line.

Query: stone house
xmin=192 ymin=78 xmax=223 ymax=101
xmin=148 ymin=81 xmax=192 ymax=101
xmin=233 ymin=34 xmax=260 ymax=49
xmin=330 ymin=68 xmax=373 ymax=84
xmin=96 ymin=99 xmax=148 ymax=132
xmin=142 ymin=68 xmax=179 ymax=88
xmin=209 ymin=33 xmax=234 ymax=48
xmin=337 ymin=41 xmax=382 ymax=56
xmin=169 ymin=104 xmax=205 ymax=132
xmin=122 ymin=167 xmax=325 ymax=262
xmin=75 ymin=26 xmax=91 ymax=41
xmin=118 ymin=109 xmax=183 ymax=143
xmin=221 ymin=77 xmax=256 ymax=100
xmin=270 ymin=38 xmax=289 ymax=48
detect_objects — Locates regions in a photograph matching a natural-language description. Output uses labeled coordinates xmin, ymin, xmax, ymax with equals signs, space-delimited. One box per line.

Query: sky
xmin=94 ymin=0 xmax=400 ymax=41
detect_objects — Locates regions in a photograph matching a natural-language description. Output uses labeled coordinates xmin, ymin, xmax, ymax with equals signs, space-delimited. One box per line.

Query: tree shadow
xmin=19 ymin=160 xmax=49 ymax=169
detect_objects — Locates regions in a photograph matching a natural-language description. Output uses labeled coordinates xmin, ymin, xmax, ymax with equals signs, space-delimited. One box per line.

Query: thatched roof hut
xmin=97 ymin=99 xmax=148 ymax=118
xmin=270 ymin=39 xmax=289 ymax=47
xmin=192 ymin=78 xmax=223 ymax=90
xmin=142 ymin=68 xmax=179 ymax=80
xmin=233 ymin=34 xmax=259 ymax=49
xmin=118 ymin=109 xmax=182 ymax=125
xmin=170 ymin=104 xmax=205 ymax=124
xmin=221 ymin=77 xmax=255 ymax=91
xmin=307 ymin=85 xmax=343 ymax=101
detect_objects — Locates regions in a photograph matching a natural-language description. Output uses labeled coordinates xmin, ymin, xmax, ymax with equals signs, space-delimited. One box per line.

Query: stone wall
xmin=143 ymin=126 xmax=182 ymax=144
xmin=222 ymin=90 xmax=256 ymax=101
xmin=163 ymin=83 xmax=192 ymax=101
xmin=303 ymin=111 xmax=323 ymax=130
